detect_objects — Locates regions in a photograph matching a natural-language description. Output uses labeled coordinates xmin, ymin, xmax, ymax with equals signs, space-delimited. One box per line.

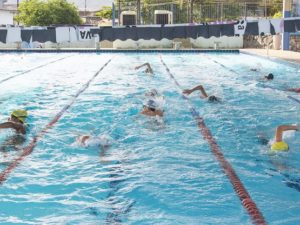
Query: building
xmin=0 ymin=0 xmax=16 ymax=25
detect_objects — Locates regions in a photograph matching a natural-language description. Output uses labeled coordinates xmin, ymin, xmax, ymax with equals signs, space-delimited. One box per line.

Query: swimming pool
xmin=0 ymin=52 xmax=299 ymax=224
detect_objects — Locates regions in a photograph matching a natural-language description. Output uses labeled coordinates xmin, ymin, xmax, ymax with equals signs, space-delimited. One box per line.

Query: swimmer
xmin=183 ymin=85 xmax=220 ymax=102
xmin=258 ymin=124 xmax=298 ymax=151
xmin=77 ymin=134 xmax=112 ymax=158
xmin=270 ymin=125 xmax=298 ymax=151
xmin=135 ymin=63 xmax=153 ymax=74
xmin=141 ymin=99 xmax=164 ymax=117
xmin=263 ymin=73 xmax=274 ymax=81
xmin=286 ymin=87 xmax=300 ymax=93
xmin=0 ymin=110 xmax=27 ymax=134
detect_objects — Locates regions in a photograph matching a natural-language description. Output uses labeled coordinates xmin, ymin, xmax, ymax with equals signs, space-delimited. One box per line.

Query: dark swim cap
xmin=208 ymin=95 xmax=218 ymax=102
xmin=265 ymin=73 xmax=274 ymax=80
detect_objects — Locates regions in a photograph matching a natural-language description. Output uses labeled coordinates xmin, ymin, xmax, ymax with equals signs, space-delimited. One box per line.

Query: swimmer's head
xmin=265 ymin=73 xmax=274 ymax=80
xmin=271 ymin=141 xmax=289 ymax=151
xmin=144 ymin=99 xmax=157 ymax=111
xmin=208 ymin=95 xmax=218 ymax=102
xmin=10 ymin=109 xmax=28 ymax=124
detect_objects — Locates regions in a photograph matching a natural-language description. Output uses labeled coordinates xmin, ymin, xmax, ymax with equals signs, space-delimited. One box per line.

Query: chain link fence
xmin=114 ymin=1 xmax=285 ymax=25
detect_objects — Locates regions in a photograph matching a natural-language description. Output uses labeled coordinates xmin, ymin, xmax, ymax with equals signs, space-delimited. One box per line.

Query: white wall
xmin=112 ymin=36 xmax=243 ymax=49
xmin=0 ymin=10 xmax=14 ymax=25
xmin=190 ymin=36 xmax=243 ymax=49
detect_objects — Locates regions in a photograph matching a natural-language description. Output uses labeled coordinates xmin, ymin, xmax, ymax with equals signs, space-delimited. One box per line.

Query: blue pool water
xmin=0 ymin=52 xmax=299 ymax=224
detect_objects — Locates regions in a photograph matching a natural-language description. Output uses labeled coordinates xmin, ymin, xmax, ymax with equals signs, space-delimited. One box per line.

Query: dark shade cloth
xmin=21 ymin=30 xmax=33 ymax=43
xmin=220 ymin=24 xmax=234 ymax=37
xmin=137 ymin=27 xmax=161 ymax=40
xmin=198 ymin=25 xmax=209 ymax=39
xmin=244 ymin=22 xmax=259 ymax=35
xmin=161 ymin=26 xmax=174 ymax=40
xmin=284 ymin=20 xmax=296 ymax=32
xmin=113 ymin=27 xmax=138 ymax=41
xmin=208 ymin=24 xmax=221 ymax=37
xmin=100 ymin=27 xmax=114 ymax=41
xmin=124 ymin=27 xmax=138 ymax=41
xmin=186 ymin=25 xmax=200 ymax=39
xmin=295 ymin=19 xmax=300 ymax=31
xmin=173 ymin=26 xmax=187 ymax=39
xmin=90 ymin=28 xmax=101 ymax=36
xmin=0 ymin=29 xmax=7 ymax=43
xmin=270 ymin=23 xmax=276 ymax=35
xmin=32 ymin=29 xmax=56 ymax=43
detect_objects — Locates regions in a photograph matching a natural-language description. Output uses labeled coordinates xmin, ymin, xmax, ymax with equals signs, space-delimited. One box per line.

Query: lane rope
xmin=0 ymin=55 xmax=72 ymax=85
xmin=0 ymin=58 xmax=113 ymax=185
xmin=287 ymin=95 xmax=300 ymax=105
xmin=160 ymin=56 xmax=266 ymax=225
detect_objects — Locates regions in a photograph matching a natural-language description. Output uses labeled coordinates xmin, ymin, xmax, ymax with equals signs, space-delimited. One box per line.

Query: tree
xmin=15 ymin=0 xmax=82 ymax=26
xmin=95 ymin=6 xmax=112 ymax=19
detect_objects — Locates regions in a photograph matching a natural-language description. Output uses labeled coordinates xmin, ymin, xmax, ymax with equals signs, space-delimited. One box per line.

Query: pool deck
xmin=240 ymin=49 xmax=300 ymax=64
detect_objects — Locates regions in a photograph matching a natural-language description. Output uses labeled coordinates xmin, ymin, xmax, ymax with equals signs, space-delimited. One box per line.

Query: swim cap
xmin=11 ymin=109 xmax=28 ymax=123
xmin=146 ymin=99 xmax=157 ymax=109
xmin=271 ymin=141 xmax=288 ymax=151
xmin=208 ymin=95 xmax=218 ymax=102
xmin=265 ymin=73 xmax=274 ymax=80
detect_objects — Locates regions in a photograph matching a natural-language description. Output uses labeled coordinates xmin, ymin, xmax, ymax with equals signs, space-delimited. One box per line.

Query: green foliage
xmin=268 ymin=0 xmax=283 ymax=17
xmin=95 ymin=6 xmax=112 ymax=19
xmin=15 ymin=0 xmax=82 ymax=26
xmin=273 ymin=11 xmax=282 ymax=18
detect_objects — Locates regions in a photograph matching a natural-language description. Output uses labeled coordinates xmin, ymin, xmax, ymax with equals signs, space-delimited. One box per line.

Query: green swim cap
xmin=11 ymin=109 xmax=28 ymax=123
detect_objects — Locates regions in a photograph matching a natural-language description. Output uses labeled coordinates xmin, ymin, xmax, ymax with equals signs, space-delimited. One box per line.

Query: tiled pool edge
xmin=0 ymin=49 xmax=240 ymax=54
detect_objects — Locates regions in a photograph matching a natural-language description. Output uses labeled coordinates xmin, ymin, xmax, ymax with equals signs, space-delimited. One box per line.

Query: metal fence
xmin=114 ymin=1 xmax=285 ymax=25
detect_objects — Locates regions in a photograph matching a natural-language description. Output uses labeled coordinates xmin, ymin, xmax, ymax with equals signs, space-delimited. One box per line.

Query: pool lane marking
xmin=160 ymin=56 xmax=266 ymax=225
xmin=0 ymin=58 xmax=113 ymax=185
xmin=0 ymin=55 xmax=73 ymax=85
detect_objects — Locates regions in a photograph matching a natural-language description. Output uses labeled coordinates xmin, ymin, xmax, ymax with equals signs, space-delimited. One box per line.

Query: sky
xmin=4 ymin=0 xmax=113 ymax=11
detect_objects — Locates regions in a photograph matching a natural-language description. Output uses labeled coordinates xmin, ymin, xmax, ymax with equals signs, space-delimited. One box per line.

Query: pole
xmin=264 ymin=0 xmax=267 ymax=18
xmin=282 ymin=0 xmax=292 ymax=50
xmin=118 ymin=0 xmax=121 ymax=26
xmin=17 ymin=0 xmax=19 ymax=25
xmin=137 ymin=0 xmax=140 ymax=25
xmin=112 ymin=3 xmax=115 ymax=27
xmin=84 ymin=0 xmax=87 ymax=17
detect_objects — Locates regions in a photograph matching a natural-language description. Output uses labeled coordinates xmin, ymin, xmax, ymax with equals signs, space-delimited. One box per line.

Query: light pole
xmin=17 ymin=0 xmax=19 ymax=25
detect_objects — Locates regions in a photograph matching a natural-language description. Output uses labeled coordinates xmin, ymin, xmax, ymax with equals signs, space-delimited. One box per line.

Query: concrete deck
xmin=240 ymin=49 xmax=300 ymax=64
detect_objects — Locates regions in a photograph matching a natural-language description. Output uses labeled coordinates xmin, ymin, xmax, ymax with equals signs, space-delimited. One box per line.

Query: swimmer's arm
xmin=286 ymin=88 xmax=300 ymax=93
xmin=183 ymin=85 xmax=209 ymax=98
xmin=275 ymin=125 xmax=298 ymax=142
xmin=135 ymin=63 xmax=148 ymax=70
xmin=145 ymin=63 xmax=153 ymax=74
xmin=0 ymin=122 xmax=26 ymax=134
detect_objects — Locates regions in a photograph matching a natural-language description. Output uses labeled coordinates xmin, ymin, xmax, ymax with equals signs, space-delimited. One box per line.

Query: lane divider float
xmin=0 ymin=58 xmax=113 ymax=185
xmin=160 ymin=56 xmax=266 ymax=225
